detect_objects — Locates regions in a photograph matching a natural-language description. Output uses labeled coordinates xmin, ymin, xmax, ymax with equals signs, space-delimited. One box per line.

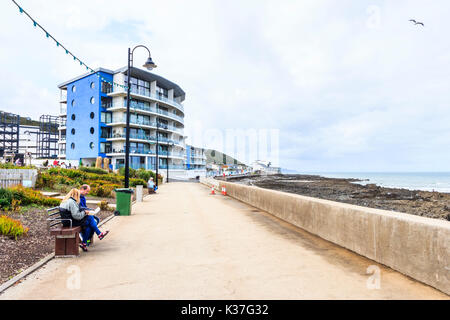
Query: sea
xmin=290 ymin=172 xmax=450 ymax=194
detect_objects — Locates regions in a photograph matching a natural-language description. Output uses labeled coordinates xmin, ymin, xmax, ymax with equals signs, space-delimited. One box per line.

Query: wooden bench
xmin=47 ymin=207 xmax=81 ymax=257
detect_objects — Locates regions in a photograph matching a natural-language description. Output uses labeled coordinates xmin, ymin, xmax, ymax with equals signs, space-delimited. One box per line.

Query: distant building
xmin=251 ymin=160 xmax=281 ymax=175
xmin=19 ymin=124 xmax=39 ymax=157
xmin=185 ymin=145 xmax=206 ymax=170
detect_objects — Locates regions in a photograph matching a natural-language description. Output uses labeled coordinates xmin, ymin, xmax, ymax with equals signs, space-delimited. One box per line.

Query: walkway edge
xmin=0 ymin=213 xmax=117 ymax=295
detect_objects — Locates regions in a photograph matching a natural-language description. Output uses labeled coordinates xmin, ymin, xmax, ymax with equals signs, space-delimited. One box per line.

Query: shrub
xmin=0 ymin=215 xmax=29 ymax=240
xmin=130 ymin=178 xmax=147 ymax=188
xmin=90 ymin=184 xmax=120 ymax=197
xmin=0 ymin=186 xmax=61 ymax=210
xmin=79 ymin=166 xmax=108 ymax=175
xmin=118 ymin=167 xmax=136 ymax=178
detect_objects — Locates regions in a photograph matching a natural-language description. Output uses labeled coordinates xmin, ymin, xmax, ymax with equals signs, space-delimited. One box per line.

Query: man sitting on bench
xmin=59 ymin=188 xmax=109 ymax=252
xmin=79 ymin=184 xmax=100 ymax=246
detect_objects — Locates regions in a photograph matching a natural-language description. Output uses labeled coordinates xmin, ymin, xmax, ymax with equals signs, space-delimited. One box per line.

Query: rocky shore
xmin=229 ymin=174 xmax=450 ymax=221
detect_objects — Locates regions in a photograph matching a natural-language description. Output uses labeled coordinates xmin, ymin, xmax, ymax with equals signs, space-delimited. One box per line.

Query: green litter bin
xmin=115 ymin=188 xmax=134 ymax=216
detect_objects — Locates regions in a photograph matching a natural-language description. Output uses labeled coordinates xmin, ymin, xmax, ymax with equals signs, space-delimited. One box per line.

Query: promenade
xmin=1 ymin=182 xmax=447 ymax=299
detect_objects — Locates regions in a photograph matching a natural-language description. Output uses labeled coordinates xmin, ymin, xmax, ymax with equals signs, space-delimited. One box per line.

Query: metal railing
xmin=107 ymin=101 xmax=184 ymax=122
xmin=111 ymin=86 xmax=185 ymax=112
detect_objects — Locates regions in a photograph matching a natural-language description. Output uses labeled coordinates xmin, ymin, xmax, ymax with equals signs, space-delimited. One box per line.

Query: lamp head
xmin=143 ymin=56 xmax=157 ymax=70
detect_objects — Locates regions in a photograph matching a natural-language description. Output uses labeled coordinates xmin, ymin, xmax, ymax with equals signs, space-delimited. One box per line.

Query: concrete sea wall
xmin=201 ymin=177 xmax=450 ymax=295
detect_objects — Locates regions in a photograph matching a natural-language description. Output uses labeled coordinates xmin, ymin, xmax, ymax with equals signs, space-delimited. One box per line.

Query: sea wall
xmin=200 ymin=177 xmax=450 ymax=295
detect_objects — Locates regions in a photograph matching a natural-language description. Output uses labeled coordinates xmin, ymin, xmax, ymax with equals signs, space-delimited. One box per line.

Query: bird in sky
xmin=409 ymin=19 xmax=424 ymax=26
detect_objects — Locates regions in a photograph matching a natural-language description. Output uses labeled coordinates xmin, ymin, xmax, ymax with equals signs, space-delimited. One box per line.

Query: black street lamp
xmin=167 ymin=142 xmax=174 ymax=183
xmin=155 ymin=120 xmax=159 ymax=188
xmin=124 ymin=45 xmax=157 ymax=188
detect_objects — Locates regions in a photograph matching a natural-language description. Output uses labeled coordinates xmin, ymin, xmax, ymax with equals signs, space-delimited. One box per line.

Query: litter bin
xmin=115 ymin=188 xmax=134 ymax=216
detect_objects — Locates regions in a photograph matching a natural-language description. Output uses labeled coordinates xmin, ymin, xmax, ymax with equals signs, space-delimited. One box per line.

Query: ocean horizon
xmin=282 ymin=171 xmax=450 ymax=193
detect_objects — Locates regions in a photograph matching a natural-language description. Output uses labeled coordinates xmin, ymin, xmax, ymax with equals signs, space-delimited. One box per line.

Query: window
xmin=90 ymin=82 xmax=95 ymax=89
xmin=71 ymin=143 xmax=75 ymax=149
xmin=101 ymin=112 xmax=112 ymax=123
xmin=71 ymin=99 xmax=75 ymax=107
xmin=101 ymin=82 xmax=112 ymax=94
xmin=100 ymin=142 xmax=112 ymax=153
xmin=100 ymin=127 xmax=111 ymax=139
xmin=89 ymin=142 xmax=94 ymax=149
xmin=90 ymin=97 xmax=95 ymax=104
xmin=90 ymin=112 xmax=95 ymax=119
xmin=72 ymin=85 xmax=76 ymax=93
xmin=90 ymin=127 xmax=95 ymax=134
xmin=71 ymin=128 xmax=75 ymax=135
xmin=71 ymin=114 xmax=76 ymax=120
xmin=126 ymin=77 xmax=150 ymax=96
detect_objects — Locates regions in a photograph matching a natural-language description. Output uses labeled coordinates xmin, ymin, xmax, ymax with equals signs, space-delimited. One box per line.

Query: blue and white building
xmin=57 ymin=66 xmax=206 ymax=178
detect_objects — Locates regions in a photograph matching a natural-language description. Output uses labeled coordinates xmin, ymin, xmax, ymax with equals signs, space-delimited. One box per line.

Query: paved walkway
xmin=1 ymin=183 xmax=448 ymax=299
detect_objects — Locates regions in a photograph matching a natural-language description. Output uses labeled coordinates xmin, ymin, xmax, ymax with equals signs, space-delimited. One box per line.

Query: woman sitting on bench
xmin=59 ymin=188 xmax=109 ymax=252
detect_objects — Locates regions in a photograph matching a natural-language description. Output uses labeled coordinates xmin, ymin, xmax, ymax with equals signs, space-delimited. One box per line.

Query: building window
xmin=71 ymin=143 xmax=75 ymax=149
xmin=71 ymin=128 xmax=75 ymax=135
xmin=71 ymin=99 xmax=75 ymax=107
xmin=71 ymin=114 xmax=76 ymax=120
xmin=101 ymin=112 xmax=111 ymax=123
xmin=90 ymin=82 xmax=95 ymax=89
xmin=101 ymin=81 xmax=112 ymax=94
xmin=90 ymin=97 xmax=95 ymax=104
xmin=126 ymin=77 xmax=150 ymax=96
xmin=101 ymin=127 xmax=111 ymax=138
xmin=100 ymin=142 xmax=112 ymax=153
xmin=72 ymin=85 xmax=76 ymax=93
xmin=90 ymin=112 xmax=95 ymax=119
xmin=89 ymin=142 xmax=94 ymax=149
xmin=90 ymin=127 xmax=95 ymax=134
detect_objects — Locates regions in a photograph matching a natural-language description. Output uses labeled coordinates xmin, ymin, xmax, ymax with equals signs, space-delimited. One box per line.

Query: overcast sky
xmin=1 ymin=0 xmax=449 ymax=172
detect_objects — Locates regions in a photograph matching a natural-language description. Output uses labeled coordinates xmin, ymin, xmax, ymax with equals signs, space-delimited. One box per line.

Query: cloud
xmin=1 ymin=0 xmax=449 ymax=171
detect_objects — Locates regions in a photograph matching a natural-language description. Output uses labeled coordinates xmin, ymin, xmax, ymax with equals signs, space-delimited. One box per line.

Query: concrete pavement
xmin=1 ymin=182 xmax=448 ymax=299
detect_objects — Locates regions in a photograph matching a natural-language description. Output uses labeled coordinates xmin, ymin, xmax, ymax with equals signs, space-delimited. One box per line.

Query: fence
xmin=0 ymin=169 xmax=38 ymax=188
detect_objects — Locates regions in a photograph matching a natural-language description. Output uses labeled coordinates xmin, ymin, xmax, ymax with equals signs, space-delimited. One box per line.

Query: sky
xmin=1 ymin=0 xmax=450 ymax=172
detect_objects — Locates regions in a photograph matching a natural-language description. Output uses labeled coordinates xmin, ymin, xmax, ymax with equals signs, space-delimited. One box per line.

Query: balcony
xmin=106 ymin=101 xmax=184 ymax=123
xmin=108 ymin=87 xmax=184 ymax=113
xmin=115 ymin=163 xmax=186 ymax=170
xmin=105 ymin=116 xmax=184 ymax=134
xmin=106 ymin=132 xmax=183 ymax=146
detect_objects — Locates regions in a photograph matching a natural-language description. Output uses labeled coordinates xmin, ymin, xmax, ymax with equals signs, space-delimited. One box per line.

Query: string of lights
xmin=10 ymin=0 xmax=127 ymax=89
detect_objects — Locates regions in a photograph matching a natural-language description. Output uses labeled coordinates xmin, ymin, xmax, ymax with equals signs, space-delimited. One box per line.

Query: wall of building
xmin=66 ymin=72 xmax=113 ymax=160
xmin=200 ymin=178 xmax=450 ymax=295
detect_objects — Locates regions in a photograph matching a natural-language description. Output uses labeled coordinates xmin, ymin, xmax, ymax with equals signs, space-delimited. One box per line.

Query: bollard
xmin=211 ymin=186 xmax=215 ymax=195
xmin=136 ymin=185 xmax=143 ymax=202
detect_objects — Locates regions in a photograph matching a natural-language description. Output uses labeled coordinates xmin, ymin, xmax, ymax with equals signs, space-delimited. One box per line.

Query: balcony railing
xmin=115 ymin=163 xmax=187 ymax=170
xmin=107 ymin=101 xmax=184 ymax=123
xmin=111 ymin=86 xmax=184 ymax=112
xmin=108 ymin=148 xmax=186 ymax=157
xmin=106 ymin=117 xmax=184 ymax=133
xmin=107 ymin=132 xmax=183 ymax=145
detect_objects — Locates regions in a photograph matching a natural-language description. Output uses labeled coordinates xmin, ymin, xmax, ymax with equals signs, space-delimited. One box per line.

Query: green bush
xmin=79 ymin=166 xmax=108 ymax=175
xmin=0 ymin=186 xmax=61 ymax=210
xmin=130 ymin=178 xmax=147 ymax=188
xmin=136 ymin=168 xmax=151 ymax=182
xmin=118 ymin=167 xmax=136 ymax=178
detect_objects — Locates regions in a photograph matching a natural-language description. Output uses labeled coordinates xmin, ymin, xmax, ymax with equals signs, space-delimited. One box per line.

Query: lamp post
xmin=124 ymin=45 xmax=157 ymax=188
xmin=155 ymin=120 xmax=159 ymax=188
xmin=167 ymin=142 xmax=174 ymax=183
